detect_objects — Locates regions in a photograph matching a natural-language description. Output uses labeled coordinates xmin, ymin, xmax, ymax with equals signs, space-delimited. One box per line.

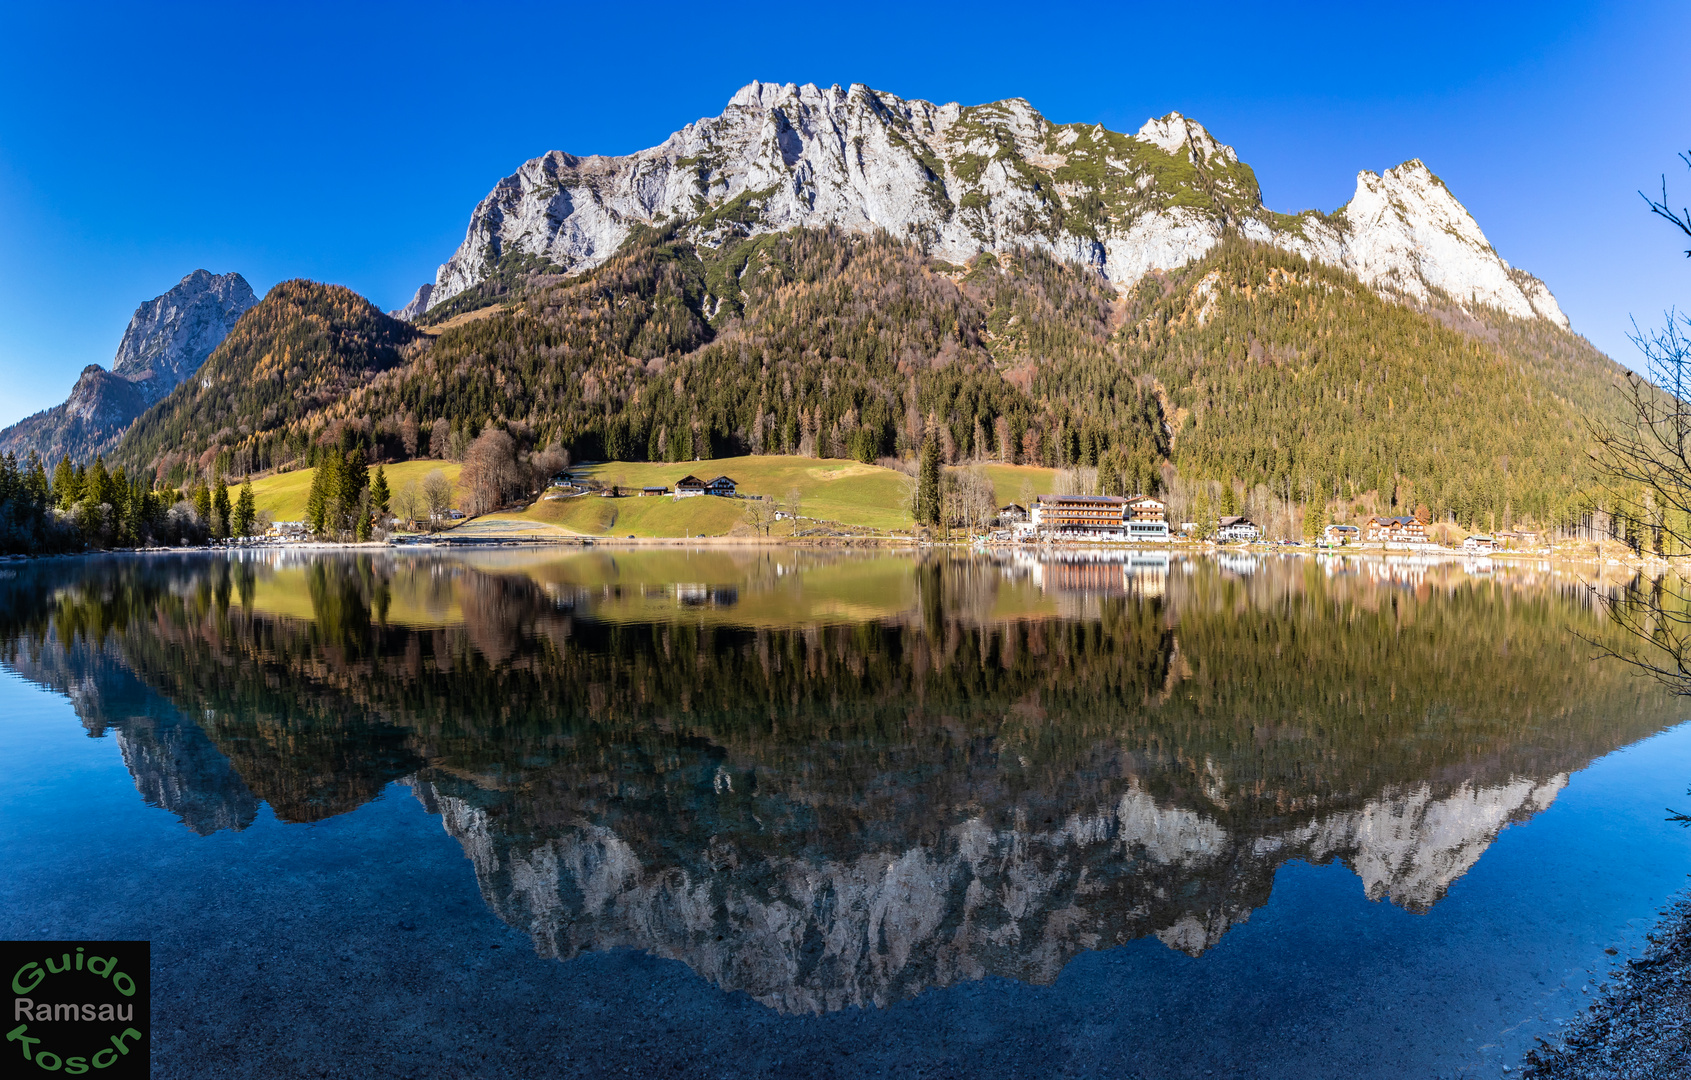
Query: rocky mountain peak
xmin=0 ymin=269 xmax=257 ymax=463
xmin=403 ymin=82 xmax=1571 ymax=336
xmin=108 ymin=269 xmax=258 ymax=395
xmin=1134 ymin=111 xmax=1237 ymax=164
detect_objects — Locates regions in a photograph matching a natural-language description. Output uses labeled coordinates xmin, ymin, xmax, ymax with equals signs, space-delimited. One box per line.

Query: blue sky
xmin=1 ymin=1 xmax=1687 ymax=428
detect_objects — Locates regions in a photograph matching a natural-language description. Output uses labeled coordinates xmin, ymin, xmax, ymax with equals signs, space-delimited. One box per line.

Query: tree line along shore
xmin=0 ymin=442 xmax=1672 ymax=557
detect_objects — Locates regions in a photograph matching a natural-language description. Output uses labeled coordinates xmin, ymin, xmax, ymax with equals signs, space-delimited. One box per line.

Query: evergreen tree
xmin=1220 ymin=483 xmax=1240 ymax=517
xmin=371 ymin=464 xmax=390 ymax=518
xmin=87 ymin=457 xmax=112 ymax=507
xmin=52 ymin=458 xmax=81 ymax=509
xmin=1193 ymin=486 xmax=1214 ymax=540
xmin=24 ymin=453 xmax=49 ymax=509
xmin=305 ymin=464 xmax=328 ymax=535
xmin=193 ymin=483 xmax=213 ymax=524
xmin=212 ymin=476 xmax=231 ymax=539
xmin=233 ymin=478 xmax=256 ymax=538
xmin=340 ymin=448 xmax=368 ymax=535
xmin=916 ymin=434 xmax=942 ymax=528
xmin=1305 ymin=500 xmax=1328 ymax=544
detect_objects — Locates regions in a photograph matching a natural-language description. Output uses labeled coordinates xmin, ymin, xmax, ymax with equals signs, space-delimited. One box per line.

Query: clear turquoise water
xmin=1 ymin=550 xmax=1688 ymax=1078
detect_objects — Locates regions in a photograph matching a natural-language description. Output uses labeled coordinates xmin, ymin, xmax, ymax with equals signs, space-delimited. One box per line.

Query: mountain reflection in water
xmin=0 ymin=549 xmax=1676 ymax=1014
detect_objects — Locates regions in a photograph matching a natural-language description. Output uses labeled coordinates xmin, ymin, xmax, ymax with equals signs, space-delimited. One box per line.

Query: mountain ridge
xmin=403 ymin=82 xmax=1568 ymax=333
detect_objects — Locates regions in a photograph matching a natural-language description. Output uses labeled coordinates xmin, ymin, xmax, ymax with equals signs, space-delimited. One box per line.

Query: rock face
xmin=389 ymin=283 xmax=433 ymax=321
xmin=0 ymin=270 xmax=256 ymax=463
xmin=405 ymin=81 xmax=1567 ymax=330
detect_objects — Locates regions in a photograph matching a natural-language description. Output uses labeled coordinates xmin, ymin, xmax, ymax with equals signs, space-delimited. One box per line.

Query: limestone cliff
xmin=406 ymin=82 xmax=1565 ymax=331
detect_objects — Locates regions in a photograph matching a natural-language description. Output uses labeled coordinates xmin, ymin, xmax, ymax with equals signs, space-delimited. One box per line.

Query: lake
xmin=2 ymin=549 xmax=1689 ymax=1079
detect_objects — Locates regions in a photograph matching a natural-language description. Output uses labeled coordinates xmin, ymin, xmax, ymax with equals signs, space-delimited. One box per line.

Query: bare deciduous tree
xmin=392 ymin=482 xmax=421 ymax=531
xmin=745 ymin=495 xmax=778 ymax=537
xmin=422 ymin=470 xmax=452 ymax=530
xmin=460 ymin=429 xmax=522 ymax=516
xmin=784 ymin=488 xmax=803 ymax=533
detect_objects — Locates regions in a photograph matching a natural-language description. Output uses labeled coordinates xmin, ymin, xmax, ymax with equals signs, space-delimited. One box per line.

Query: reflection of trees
xmin=1 ymin=553 xmax=1685 ymax=1009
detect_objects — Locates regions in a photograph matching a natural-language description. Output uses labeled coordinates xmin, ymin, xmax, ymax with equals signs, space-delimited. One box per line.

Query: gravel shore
xmin=1522 ymin=890 xmax=1691 ymax=1079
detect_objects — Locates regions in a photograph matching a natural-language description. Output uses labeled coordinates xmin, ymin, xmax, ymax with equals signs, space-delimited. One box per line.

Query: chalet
xmin=1363 ymin=515 xmax=1430 ymax=545
xmin=705 ymin=475 xmax=738 ymax=497
xmin=1033 ymin=494 xmax=1127 ymax=536
xmin=1125 ymin=495 xmax=1170 ymax=540
xmin=641 ymin=486 xmax=669 ymax=497
xmin=1322 ymin=524 xmax=1360 ymax=546
xmin=1463 ymin=534 xmax=1496 ymax=553
xmin=270 ymin=520 xmax=307 ymax=538
xmin=1216 ymin=515 xmax=1261 ymax=542
xmin=996 ymin=503 xmax=1029 ymax=526
xmin=674 ymin=475 xmax=707 ymax=498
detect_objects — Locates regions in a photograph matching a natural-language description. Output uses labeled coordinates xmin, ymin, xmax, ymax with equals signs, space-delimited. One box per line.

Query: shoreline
xmin=0 ymin=537 xmax=1679 ymax=568
xmin=1522 ymin=887 xmax=1691 ymax=1078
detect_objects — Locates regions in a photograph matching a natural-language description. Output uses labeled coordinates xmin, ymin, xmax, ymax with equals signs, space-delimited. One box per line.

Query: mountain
xmin=0 ymin=270 xmax=255 ymax=464
xmin=111 ymin=279 xmax=420 ymax=479
xmin=404 ymin=82 xmax=1567 ymax=332
xmin=92 ymin=83 xmax=1626 ymax=535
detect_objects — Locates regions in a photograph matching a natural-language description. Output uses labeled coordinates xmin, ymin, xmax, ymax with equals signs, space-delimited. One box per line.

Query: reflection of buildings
xmin=1012 ymin=549 xmax=1172 ymax=600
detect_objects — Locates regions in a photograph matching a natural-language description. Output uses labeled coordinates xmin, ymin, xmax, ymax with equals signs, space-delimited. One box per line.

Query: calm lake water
xmin=3 ymin=549 xmax=1690 ymax=1079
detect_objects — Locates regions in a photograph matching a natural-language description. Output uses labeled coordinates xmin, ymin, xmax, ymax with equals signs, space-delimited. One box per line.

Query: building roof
xmin=1368 ymin=515 xmax=1421 ymax=526
xmin=707 ymin=475 xmax=736 ymax=485
xmin=675 ymin=475 xmax=705 ymax=487
xmin=1037 ymin=494 xmax=1127 ymax=505
xmin=1219 ymin=516 xmax=1254 ymax=527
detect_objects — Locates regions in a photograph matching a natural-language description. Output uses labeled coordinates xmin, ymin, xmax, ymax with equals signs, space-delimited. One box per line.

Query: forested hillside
xmin=1122 ymin=240 xmax=1631 ymax=526
xmin=112 ymin=280 xmax=421 ymax=482
xmin=104 ymin=226 xmax=1631 ymax=533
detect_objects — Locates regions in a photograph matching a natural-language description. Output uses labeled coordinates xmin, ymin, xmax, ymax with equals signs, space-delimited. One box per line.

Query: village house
xmin=641 ymin=486 xmax=669 ymax=497
xmin=1322 ymin=523 xmax=1361 ymax=546
xmin=674 ymin=475 xmax=707 ymax=497
xmin=705 ymin=475 xmax=738 ymax=497
xmin=1125 ymin=495 xmax=1171 ymax=540
xmin=996 ymin=503 xmax=1029 ymax=527
xmin=1463 ymin=534 xmax=1496 ymax=553
xmin=1363 ymin=515 xmax=1430 ymax=545
xmin=1216 ymin=515 xmax=1261 ymax=542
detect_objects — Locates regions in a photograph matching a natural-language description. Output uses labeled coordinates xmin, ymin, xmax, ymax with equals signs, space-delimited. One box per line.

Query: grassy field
xmin=484 ymin=492 xmax=751 ymax=538
xmin=250 ymin=455 xmax=1057 ymax=536
xmin=975 ymin=463 xmax=1059 ymax=508
xmin=250 ymin=461 xmax=461 ymax=521
xmin=572 ymin=456 xmax=918 ymax=532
